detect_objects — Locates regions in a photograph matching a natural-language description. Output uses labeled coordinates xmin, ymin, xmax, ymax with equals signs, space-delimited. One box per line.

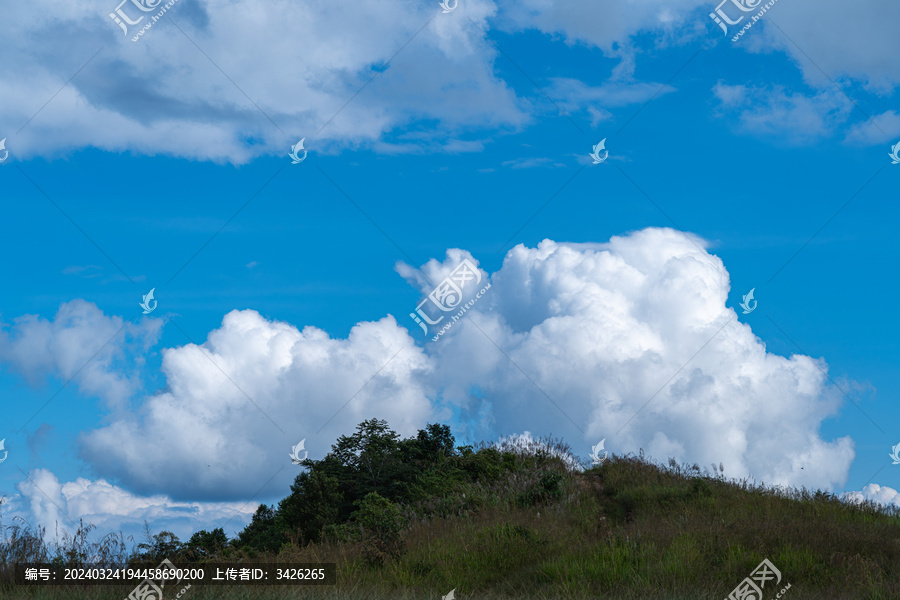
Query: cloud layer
xmin=2 ymin=0 xmax=897 ymax=163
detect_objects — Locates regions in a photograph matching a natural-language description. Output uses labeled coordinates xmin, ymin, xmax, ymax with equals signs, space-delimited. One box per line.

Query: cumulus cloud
xmin=14 ymin=469 xmax=70 ymax=536
xmin=0 ymin=299 xmax=162 ymax=408
xmin=80 ymin=311 xmax=433 ymax=501
xmin=8 ymin=469 xmax=252 ymax=542
xmin=421 ymin=229 xmax=854 ymax=492
xmin=842 ymin=484 xmax=900 ymax=510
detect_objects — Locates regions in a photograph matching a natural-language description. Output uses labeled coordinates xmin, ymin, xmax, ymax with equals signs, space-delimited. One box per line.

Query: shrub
xmin=350 ymin=492 xmax=406 ymax=566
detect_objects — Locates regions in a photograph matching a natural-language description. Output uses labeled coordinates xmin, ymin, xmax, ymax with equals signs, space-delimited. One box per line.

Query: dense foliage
xmin=234 ymin=418 xmax=519 ymax=554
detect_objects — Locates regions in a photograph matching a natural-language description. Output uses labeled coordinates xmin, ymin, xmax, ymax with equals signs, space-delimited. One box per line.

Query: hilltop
xmin=2 ymin=419 xmax=899 ymax=599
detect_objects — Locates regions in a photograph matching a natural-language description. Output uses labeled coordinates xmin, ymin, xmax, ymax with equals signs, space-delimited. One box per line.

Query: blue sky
xmin=1 ymin=0 xmax=899 ymax=544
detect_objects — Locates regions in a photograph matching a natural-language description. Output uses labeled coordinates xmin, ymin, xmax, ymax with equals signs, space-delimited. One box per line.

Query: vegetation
xmin=1 ymin=418 xmax=899 ymax=599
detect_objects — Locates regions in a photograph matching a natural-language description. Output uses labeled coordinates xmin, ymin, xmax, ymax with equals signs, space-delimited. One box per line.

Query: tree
xmin=233 ymin=505 xmax=283 ymax=554
xmin=276 ymin=470 xmax=342 ymax=544
xmin=233 ymin=419 xmax=513 ymax=556
xmin=414 ymin=423 xmax=456 ymax=463
xmin=350 ymin=492 xmax=405 ymax=566
xmin=318 ymin=418 xmax=416 ymax=515
xmin=136 ymin=529 xmax=182 ymax=562
xmin=185 ymin=528 xmax=228 ymax=558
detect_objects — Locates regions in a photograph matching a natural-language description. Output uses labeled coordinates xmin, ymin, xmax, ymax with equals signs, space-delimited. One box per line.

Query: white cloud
xmin=0 ymin=0 xmax=526 ymax=164
xmin=0 ymin=299 xmax=162 ymax=408
xmin=495 ymin=0 xmax=900 ymax=145
xmin=494 ymin=0 xmax=708 ymax=53
xmin=8 ymin=469 xmax=252 ymax=543
xmin=842 ymin=483 xmax=900 ymax=509
xmin=844 ymin=110 xmax=900 ymax=146
xmin=419 ymin=228 xmax=855 ymax=492
xmin=494 ymin=0 xmax=900 ymax=96
xmin=2 ymin=1 xmax=898 ymax=162
xmin=712 ymin=82 xmax=853 ymax=142
xmin=80 ymin=311 xmax=434 ymax=501
xmin=14 ymin=469 xmax=69 ymax=536
xmin=547 ymin=77 xmax=675 ymax=114
xmin=751 ymin=1 xmax=900 ymax=94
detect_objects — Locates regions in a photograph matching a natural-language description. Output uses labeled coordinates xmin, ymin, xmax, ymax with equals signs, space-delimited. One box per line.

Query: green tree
xmin=234 ymin=505 xmax=284 ymax=554
xmin=317 ymin=418 xmax=415 ymax=516
xmin=350 ymin=492 xmax=405 ymax=566
xmin=276 ymin=470 xmax=342 ymax=544
xmin=185 ymin=528 xmax=228 ymax=558
xmin=233 ymin=420 xmax=515 ymax=555
xmin=136 ymin=529 xmax=182 ymax=562
xmin=406 ymin=423 xmax=456 ymax=466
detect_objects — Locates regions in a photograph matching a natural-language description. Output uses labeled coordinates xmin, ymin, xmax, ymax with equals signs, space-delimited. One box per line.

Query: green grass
xmin=2 ymin=447 xmax=899 ymax=599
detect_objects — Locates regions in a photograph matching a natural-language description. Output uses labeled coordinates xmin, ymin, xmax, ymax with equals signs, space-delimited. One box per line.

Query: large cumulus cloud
xmin=423 ymin=229 xmax=854 ymax=491
xmin=80 ymin=311 xmax=433 ymax=501
xmin=56 ymin=227 xmax=856 ymax=503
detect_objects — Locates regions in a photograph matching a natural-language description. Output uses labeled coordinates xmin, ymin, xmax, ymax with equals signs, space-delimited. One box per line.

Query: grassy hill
xmin=1 ymin=420 xmax=899 ymax=599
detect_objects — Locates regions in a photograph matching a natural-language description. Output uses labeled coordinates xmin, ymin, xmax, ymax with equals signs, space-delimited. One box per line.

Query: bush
xmin=350 ymin=492 xmax=405 ymax=566
xmin=185 ymin=528 xmax=228 ymax=559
